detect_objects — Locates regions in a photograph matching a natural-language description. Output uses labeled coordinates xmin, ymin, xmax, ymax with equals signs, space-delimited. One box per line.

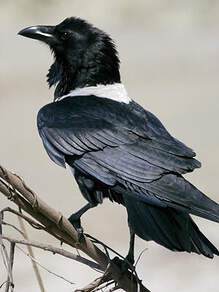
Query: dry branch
xmin=16 ymin=245 xmax=75 ymax=285
xmin=0 ymin=165 xmax=150 ymax=292
xmin=2 ymin=235 xmax=102 ymax=271
xmin=5 ymin=242 xmax=15 ymax=292
xmin=0 ymin=211 xmax=14 ymax=292
xmin=17 ymin=213 xmax=45 ymax=292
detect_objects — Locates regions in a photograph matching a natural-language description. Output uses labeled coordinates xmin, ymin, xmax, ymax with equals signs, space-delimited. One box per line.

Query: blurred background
xmin=0 ymin=1 xmax=219 ymax=291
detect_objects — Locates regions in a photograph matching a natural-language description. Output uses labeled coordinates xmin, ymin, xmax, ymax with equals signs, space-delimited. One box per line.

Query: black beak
xmin=18 ymin=25 xmax=59 ymax=45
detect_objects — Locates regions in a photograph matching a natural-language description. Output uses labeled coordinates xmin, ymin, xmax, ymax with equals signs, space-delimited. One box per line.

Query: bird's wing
xmin=37 ymin=95 xmax=200 ymax=176
xmin=37 ymin=95 xmax=219 ymax=222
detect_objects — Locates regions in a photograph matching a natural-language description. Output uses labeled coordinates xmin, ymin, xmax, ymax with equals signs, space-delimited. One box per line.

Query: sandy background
xmin=0 ymin=1 xmax=219 ymax=291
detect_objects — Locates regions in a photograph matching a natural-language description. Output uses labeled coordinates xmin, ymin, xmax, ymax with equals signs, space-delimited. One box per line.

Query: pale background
xmin=0 ymin=1 xmax=219 ymax=291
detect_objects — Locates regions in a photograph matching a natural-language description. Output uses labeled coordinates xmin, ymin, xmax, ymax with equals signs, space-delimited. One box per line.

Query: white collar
xmin=56 ymin=83 xmax=131 ymax=104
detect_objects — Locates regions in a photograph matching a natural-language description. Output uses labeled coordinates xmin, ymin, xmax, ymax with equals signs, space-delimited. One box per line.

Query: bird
xmin=18 ymin=17 xmax=219 ymax=267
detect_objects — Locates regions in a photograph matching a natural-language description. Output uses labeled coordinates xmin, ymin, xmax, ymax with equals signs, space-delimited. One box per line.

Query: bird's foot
xmin=111 ymin=255 xmax=135 ymax=278
xmin=68 ymin=213 xmax=84 ymax=242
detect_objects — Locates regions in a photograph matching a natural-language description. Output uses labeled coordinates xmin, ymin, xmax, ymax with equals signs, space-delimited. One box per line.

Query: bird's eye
xmin=60 ymin=32 xmax=70 ymax=41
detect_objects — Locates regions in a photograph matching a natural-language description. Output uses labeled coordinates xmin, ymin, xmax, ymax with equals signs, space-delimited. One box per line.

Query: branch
xmin=17 ymin=213 xmax=45 ymax=292
xmin=2 ymin=235 xmax=102 ymax=271
xmin=75 ymin=274 xmax=113 ymax=292
xmin=0 ymin=165 xmax=150 ymax=292
xmin=5 ymin=242 xmax=15 ymax=292
xmin=16 ymin=245 xmax=75 ymax=285
xmin=0 ymin=211 xmax=14 ymax=292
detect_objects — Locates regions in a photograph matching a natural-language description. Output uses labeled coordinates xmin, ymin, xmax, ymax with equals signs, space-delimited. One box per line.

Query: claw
xmin=68 ymin=202 xmax=97 ymax=243
xmin=111 ymin=256 xmax=135 ymax=278
xmin=68 ymin=213 xmax=84 ymax=242
xmin=76 ymin=227 xmax=84 ymax=242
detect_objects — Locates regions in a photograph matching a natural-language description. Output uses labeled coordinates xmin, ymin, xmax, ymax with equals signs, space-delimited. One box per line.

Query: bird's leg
xmin=112 ymin=227 xmax=135 ymax=275
xmin=68 ymin=202 xmax=97 ymax=241
xmin=125 ymin=227 xmax=135 ymax=266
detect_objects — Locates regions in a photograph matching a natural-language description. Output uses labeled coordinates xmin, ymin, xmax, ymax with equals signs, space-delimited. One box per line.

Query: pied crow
xmin=18 ymin=17 xmax=219 ymax=265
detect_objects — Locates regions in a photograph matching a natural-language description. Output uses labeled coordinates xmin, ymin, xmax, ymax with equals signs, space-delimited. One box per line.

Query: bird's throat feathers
xmin=47 ymin=31 xmax=121 ymax=100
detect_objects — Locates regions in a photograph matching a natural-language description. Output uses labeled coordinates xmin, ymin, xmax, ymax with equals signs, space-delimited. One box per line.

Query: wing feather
xmin=36 ymin=96 xmax=219 ymax=223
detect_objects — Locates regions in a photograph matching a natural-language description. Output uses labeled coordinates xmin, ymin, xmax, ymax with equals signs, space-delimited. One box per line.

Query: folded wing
xmin=37 ymin=95 xmax=219 ymax=223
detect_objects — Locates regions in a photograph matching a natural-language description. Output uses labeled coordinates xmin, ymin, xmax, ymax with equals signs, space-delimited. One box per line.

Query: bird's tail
xmin=123 ymin=196 xmax=219 ymax=258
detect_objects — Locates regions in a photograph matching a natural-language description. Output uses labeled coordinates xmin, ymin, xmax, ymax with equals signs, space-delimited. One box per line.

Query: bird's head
xmin=18 ymin=17 xmax=121 ymax=100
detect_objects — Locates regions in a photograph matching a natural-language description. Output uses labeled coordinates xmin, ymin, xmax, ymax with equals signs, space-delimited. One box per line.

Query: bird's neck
xmin=47 ymin=58 xmax=121 ymax=101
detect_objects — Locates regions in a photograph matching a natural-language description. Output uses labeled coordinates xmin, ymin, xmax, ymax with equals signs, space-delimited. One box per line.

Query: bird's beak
xmin=18 ymin=25 xmax=59 ymax=45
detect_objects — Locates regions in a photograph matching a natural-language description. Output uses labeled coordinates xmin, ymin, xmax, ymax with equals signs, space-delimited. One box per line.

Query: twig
xmin=16 ymin=245 xmax=75 ymax=285
xmin=74 ymin=276 xmax=109 ymax=292
xmin=17 ymin=214 xmax=45 ymax=292
xmin=85 ymin=233 xmax=126 ymax=262
xmin=1 ymin=207 xmax=44 ymax=230
xmin=105 ymin=286 xmax=121 ymax=292
xmin=1 ymin=221 xmax=25 ymax=236
xmin=135 ymin=248 xmax=148 ymax=267
xmin=2 ymin=235 xmax=102 ymax=271
xmin=0 ymin=281 xmax=8 ymax=289
xmin=5 ymin=242 xmax=15 ymax=292
xmin=0 ymin=212 xmax=14 ymax=292
xmin=0 ymin=239 xmax=13 ymax=291
xmin=0 ymin=164 xmax=150 ymax=292
xmin=75 ymin=263 xmax=112 ymax=292
xmin=92 ymin=281 xmax=116 ymax=292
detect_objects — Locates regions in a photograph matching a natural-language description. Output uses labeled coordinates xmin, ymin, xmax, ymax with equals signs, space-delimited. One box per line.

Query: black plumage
xmin=18 ymin=17 xmax=219 ymax=262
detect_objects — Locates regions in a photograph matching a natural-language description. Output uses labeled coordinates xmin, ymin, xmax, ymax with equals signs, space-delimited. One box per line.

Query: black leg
xmin=126 ymin=227 xmax=135 ymax=266
xmin=112 ymin=227 xmax=135 ymax=275
xmin=68 ymin=202 xmax=97 ymax=241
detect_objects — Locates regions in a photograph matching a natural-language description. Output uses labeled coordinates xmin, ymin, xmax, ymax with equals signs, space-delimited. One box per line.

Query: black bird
xmin=18 ymin=17 xmax=219 ymax=265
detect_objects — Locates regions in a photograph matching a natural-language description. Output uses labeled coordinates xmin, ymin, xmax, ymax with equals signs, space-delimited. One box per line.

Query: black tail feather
xmin=146 ymin=174 xmax=219 ymax=224
xmin=123 ymin=196 xmax=219 ymax=258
